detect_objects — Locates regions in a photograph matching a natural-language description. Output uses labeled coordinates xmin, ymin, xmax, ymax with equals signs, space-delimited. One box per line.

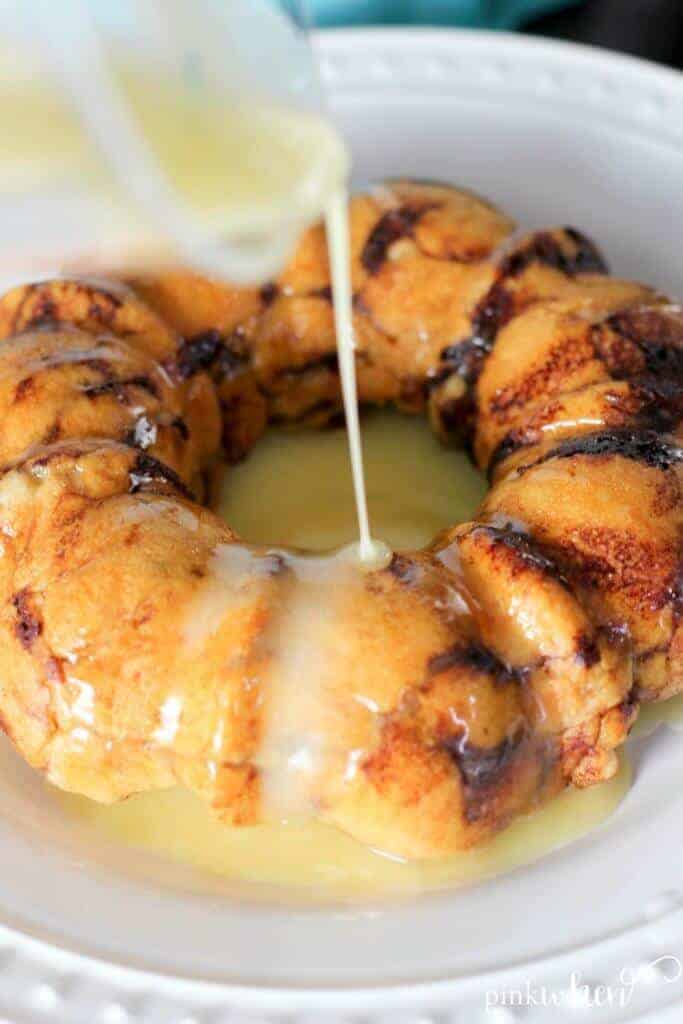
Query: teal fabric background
xmin=310 ymin=0 xmax=578 ymax=28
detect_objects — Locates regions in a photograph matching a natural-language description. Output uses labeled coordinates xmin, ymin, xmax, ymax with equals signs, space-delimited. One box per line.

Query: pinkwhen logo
xmin=485 ymin=956 xmax=682 ymax=1012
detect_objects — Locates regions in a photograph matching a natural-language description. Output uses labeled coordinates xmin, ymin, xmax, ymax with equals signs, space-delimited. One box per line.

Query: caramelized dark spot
xmin=603 ymin=309 xmax=683 ymax=379
xmin=430 ymin=282 xmax=514 ymax=442
xmin=428 ymin=643 xmax=518 ymax=686
xmin=129 ymin=453 xmax=193 ymax=500
xmin=476 ymin=525 xmax=568 ymax=586
xmin=488 ymin=432 xmax=526 ymax=477
xmin=576 ymin=633 xmax=600 ymax=668
xmin=93 ymin=286 xmax=123 ymax=309
xmin=502 ymin=228 xmax=607 ymax=279
xmin=530 ymin=428 xmax=683 ymax=473
xmin=428 ymin=346 xmax=482 ymax=444
xmin=489 ymin=377 xmax=683 ymax=477
xmin=631 ymin=378 xmax=683 ymax=432
xmin=176 ymin=330 xmax=224 ymax=379
xmin=435 ymin=394 xmax=477 ymax=444
xmin=563 ymin=228 xmax=609 ymax=274
xmin=388 ymin=553 xmax=418 ymax=584
xmin=324 ymin=409 xmax=349 ymax=430
xmin=312 ymin=285 xmax=333 ymax=303
xmin=22 ymin=291 xmax=58 ymax=329
xmin=82 ymin=374 xmax=159 ymax=401
xmin=217 ymin=337 xmax=250 ymax=379
xmin=85 ymin=289 xmax=123 ymax=329
xmin=471 ymin=280 xmax=516 ymax=349
xmin=361 ymin=205 xmax=430 ymax=275
xmin=435 ymin=283 xmax=514 ymax=415
xmin=438 ymin=337 xmax=489 ymax=385
xmin=260 ymin=282 xmax=278 ymax=307
xmin=442 ymin=729 xmax=525 ymax=793
xmin=11 ymin=283 xmax=38 ymax=333
xmin=12 ymin=588 xmax=42 ymax=650
xmin=171 ymin=415 xmax=190 ymax=440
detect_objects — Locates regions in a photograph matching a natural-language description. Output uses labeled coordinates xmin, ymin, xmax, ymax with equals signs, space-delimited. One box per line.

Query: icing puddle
xmin=630 ymin=692 xmax=683 ymax=739
xmin=59 ymin=758 xmax=630 ymax=895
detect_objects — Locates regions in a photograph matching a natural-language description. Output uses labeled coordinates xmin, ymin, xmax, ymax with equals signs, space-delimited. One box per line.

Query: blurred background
xmin=310 ymin=0 xmax=683 ymax=69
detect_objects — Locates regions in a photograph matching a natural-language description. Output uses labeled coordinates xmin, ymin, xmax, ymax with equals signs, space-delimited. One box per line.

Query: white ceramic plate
xmin=1 ymin=26 xmax=683 ymax=1024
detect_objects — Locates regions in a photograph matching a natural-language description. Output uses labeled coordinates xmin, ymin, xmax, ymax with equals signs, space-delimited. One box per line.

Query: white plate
xmin=1 ymin=26 xmax=683 ymax=1024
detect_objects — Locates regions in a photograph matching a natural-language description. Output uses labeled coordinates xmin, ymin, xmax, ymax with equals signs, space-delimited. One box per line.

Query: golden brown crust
xmin=0 ymin=180 xmax=680 ymax=858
